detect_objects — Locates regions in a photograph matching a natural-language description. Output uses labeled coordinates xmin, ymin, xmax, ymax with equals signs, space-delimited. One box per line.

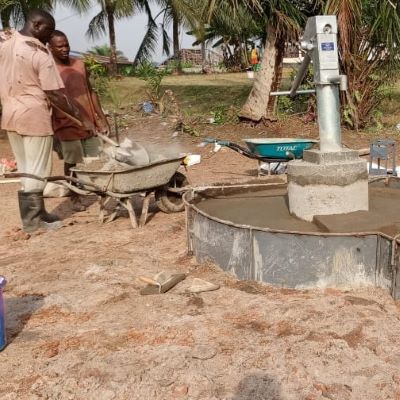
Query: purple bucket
xmin=0 ymin=276 xmax=6 ymax=351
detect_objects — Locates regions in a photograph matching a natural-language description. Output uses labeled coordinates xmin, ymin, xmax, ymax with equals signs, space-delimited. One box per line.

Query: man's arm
xmin=45 ymin=90 xmax=95 ymax=131
xmin=85 ymin=68 xmax=110 ymax=134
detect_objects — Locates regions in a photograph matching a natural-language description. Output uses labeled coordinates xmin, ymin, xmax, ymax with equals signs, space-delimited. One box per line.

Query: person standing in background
xmin=250 ymin=44 xmax=259 ymax=71
xmin=48 ymin=30 xmax=110 ymax=211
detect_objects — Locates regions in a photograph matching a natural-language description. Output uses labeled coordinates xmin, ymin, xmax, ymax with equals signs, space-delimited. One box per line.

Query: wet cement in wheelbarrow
xmin=195 ymin=186 xmax=400 ymax=237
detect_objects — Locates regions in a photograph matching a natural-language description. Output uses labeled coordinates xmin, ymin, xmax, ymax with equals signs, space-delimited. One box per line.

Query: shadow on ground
xmin=5 ymin=294 xmax=45 ymax=345
xmin=232 ymin=373 xmax=282 ymax=400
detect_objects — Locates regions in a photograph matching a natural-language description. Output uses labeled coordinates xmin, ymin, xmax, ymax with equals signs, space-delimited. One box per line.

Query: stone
xmin=187 ymin=278 xmax=220 ymax=294
xmin=191 ymin=344 xmax=218 ymax=360
xmin=172 ymin=384 xmax=189 ymax=398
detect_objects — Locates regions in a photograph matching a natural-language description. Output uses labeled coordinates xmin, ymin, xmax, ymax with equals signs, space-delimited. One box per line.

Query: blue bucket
xmin=0 ymin=276 xmax=6 ymax=351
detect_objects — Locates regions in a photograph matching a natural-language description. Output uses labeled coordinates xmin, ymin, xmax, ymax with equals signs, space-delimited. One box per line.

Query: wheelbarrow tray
xmin=71 ymin=156 xmax=185 ymax=194
xmin=244 ymin=138 xmax=318 ymax=159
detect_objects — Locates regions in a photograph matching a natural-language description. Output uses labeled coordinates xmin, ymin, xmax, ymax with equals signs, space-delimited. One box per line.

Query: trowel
xmin=139 ymin=272 xmax=186 ymax=295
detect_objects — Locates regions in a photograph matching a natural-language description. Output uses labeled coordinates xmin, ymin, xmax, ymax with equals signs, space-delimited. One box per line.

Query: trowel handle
xmin=138 ymin=276 xmax=160 ymax=287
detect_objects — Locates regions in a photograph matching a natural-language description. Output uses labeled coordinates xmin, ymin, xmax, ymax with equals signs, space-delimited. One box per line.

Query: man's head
xmin=49 ymin=30 xmax=70 ymax=62
xmin=23 ymin=10 xmax=55 ymax=44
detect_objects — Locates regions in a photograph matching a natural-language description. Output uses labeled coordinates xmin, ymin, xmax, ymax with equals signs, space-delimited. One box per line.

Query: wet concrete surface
xmin=195 ymin=186 xmax=400 ymax=236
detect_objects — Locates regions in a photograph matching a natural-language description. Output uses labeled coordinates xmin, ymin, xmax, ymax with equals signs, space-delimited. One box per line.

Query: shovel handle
xmin=97 ymin=132 xmax=119 ymax=147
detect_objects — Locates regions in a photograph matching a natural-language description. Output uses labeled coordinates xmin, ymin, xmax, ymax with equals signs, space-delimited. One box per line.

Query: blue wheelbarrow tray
xmin=244 ymin=138 xmax=318 ymax=160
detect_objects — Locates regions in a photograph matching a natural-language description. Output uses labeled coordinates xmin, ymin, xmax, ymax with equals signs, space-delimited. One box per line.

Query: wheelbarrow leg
xmin=106 ymin=206 xmax=119 ymax=223
xmin=124 ymin=197 xmax=138 ymax=229
xmin=98 ymin=196 xmax=106 ymax=223
xmin=139 ymin=192 xmax=151 ymax=227
xmin=98 ymin=196 xmax=113 ymax=224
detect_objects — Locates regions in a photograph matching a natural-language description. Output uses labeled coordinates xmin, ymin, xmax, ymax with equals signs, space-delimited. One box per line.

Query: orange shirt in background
xmin=52 ymin=57 xmax=97 ymax=141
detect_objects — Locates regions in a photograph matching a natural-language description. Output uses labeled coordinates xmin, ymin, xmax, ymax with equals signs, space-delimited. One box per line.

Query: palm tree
xmin=188 ymin=1 xmax=262 ymax=70
xmin=238 ymin=1 xmax=306 ymax=121
xmin=134 ymin=0 xmax=198 ymax=68
xmin=65 ymin=0 xmax=135 ymax=75
xmin=0 ymin=0 xmax=53 ymax=28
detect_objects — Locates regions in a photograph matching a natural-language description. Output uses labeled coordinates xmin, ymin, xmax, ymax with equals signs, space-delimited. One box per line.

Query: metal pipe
xmin=270 ymin=89 xmax=316 ymax=96
xmin=289 ymin=53 xmax=311 ymax=98
xmin=316 ymin=85 xmax=342 ymax=152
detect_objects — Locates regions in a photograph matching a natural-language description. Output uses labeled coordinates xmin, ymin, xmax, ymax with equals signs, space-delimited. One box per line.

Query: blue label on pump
xmin=321 ymin=42 xmax=335 ymax=51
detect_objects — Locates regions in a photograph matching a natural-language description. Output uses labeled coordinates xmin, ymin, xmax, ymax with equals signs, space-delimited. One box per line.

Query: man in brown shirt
xmin=48 ymin=30 xmax=110 ymax=211
xmin=0 ymin=10 xmax=88 ymax=232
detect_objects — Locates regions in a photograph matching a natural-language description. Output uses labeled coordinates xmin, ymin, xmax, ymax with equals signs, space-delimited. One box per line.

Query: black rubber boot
xmin=18 ymin=191 xmax=62 ymax=233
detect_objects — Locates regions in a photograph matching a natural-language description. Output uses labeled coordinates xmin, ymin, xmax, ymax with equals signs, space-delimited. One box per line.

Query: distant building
xmin=70 ymin=50 xmax=132 ymax=72
xmin=162 ymin=48 xmax=224 ymax=67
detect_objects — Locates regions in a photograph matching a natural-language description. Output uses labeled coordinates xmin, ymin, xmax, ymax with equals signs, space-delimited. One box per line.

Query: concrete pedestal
xmin=287 ymin=149 xmax=368 ymax=221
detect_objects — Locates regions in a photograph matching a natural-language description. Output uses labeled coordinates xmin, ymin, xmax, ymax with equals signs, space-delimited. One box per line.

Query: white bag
xmin=43 ymin=182 xmax=70 ymax=198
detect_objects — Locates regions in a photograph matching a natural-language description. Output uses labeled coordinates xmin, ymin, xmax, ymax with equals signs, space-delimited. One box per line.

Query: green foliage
xmin=167 ymin=59 xmax=194 ymax=70
xmin=371 ymin=110 xmax=384 ymax=131
xmin=181 ymin=122 xmax=199 ymax=137
xmin=276 ymin=65 xmax=313 ymax=116
xmin=84 ymin=56 xmax=109 ymax=96
xmin=136 ymin=62 xmax=171 ymax=100
xmin=343 ymin=105 xmax=354 ymax=128
xmin=210 ymin=105 xmax=239 ymax=124
xmin=120 ymin=65 xmax=136 ymax=76
xmin=84 ymin=56 xmax=108 ymax=77
xmin=277 ymin=96 xmax=295 ymax=115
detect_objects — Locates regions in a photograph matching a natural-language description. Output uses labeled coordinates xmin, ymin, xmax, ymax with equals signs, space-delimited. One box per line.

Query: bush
xmin=136 ymin=61 xmax=171 ymax=101
xmin=120 ymin=65 xmax=136 ymax=76
xmin=84 ymin=56 xmax=109 ymax=96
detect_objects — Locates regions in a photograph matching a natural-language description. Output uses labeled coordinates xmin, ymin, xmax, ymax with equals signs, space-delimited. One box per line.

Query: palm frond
xmin=133 ymin=17 xmax=158 ymax=65
xmin=86 ymin=10 xmax=107 ymax=40
xmin=55 ymin=0 xmax=92 ymax=13
xmin=160 ymin=22 xmax=171 ymax=56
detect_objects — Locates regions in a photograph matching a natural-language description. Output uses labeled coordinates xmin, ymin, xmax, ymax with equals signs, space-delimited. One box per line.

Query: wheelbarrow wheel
xmin=155 ymin=172 xmax=188 ymax=213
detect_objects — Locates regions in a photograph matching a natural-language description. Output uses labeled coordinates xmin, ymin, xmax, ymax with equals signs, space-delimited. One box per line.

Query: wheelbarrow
xmin=204 ymin=137 xmax=318 ymax=175
xmin=4 ymin=155 xmax=189 ymax=229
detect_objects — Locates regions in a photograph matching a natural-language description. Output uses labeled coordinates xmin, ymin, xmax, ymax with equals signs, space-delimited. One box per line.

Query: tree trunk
xmin=106 ymin=5 xmax=117 ymax=76
xmin=267 ymin=38 xmax=285 ymax=116
xmin=172 ymin=11 xmax=182 ymax=73
xmin=239 ymin=24 xmax=277 ymax=122
xmin=201 ymin=42 xmax=206 ymax=66
xmin=1 ymin=12 xmax=10 ymax=29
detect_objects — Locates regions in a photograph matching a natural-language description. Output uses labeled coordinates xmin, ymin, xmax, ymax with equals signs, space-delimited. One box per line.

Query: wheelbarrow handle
xmin=3 ymin=172 xmax=104 ymax=192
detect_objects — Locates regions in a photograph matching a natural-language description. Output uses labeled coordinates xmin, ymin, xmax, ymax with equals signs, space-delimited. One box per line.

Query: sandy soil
xmin=1 ymin=117 xmax=400 ymax=400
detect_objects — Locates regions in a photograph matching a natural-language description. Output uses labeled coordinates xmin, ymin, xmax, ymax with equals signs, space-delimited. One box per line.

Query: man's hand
xmin=46 ymin=90 xmax=87 ymax=128
xmin=95 ymin=117 xmax=111 ymax=136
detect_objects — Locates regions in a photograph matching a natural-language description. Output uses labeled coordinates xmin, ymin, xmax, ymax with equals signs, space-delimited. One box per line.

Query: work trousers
xmin=60 ymin=136 xmax=101 ymax=164
xmin=8 ymin=131 xmax=53 ymax=192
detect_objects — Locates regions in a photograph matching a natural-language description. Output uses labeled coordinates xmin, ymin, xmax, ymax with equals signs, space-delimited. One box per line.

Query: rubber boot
xmin=18 ymin=191 xmax=62 ymax=233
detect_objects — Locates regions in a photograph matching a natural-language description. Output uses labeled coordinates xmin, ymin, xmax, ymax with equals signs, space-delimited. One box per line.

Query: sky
xmin=53 ymin=4 xmax=196 ymax=62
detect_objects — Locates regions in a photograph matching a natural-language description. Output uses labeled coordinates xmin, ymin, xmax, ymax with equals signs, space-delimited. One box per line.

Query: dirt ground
xmin=1 ymin=116 xmax=400 ymax=400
